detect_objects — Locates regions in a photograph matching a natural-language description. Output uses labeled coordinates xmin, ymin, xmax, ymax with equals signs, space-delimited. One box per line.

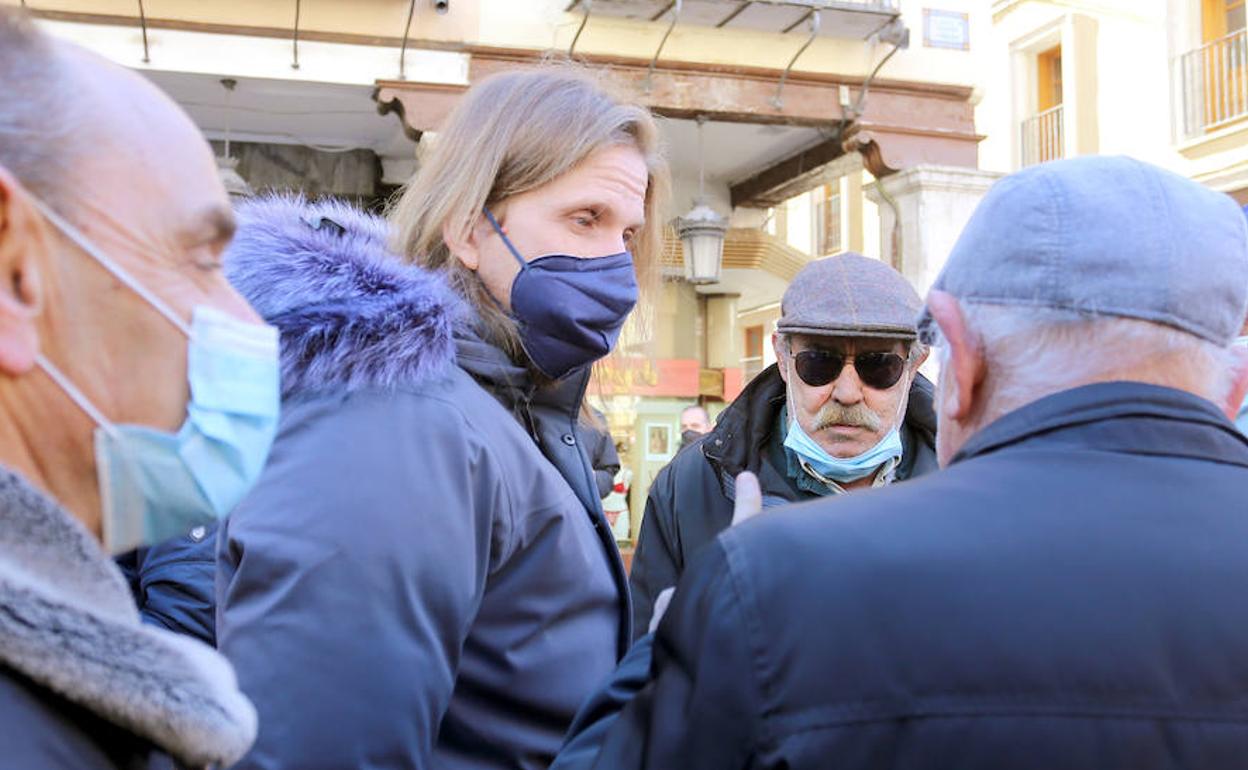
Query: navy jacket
xmin=0 ymin=667 xmax=159 ymax=770
xmin=116 ymin=524 xmax=217 ymax=646
xmin=216 ymin=196 xmax=629 ymax=770
xmin=555 ymin=382 xmax=1248 ymax=769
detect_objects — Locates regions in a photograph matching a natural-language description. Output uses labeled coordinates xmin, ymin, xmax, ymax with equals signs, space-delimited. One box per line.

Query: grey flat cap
xmin=778 ymin=253 xmax=922 ymax=340
xmin=916 ymin=155 xmax=1248 ymax=346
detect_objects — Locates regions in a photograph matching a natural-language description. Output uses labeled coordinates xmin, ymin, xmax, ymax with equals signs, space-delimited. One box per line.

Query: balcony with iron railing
xmin=564 ymin=0 xmax=900 ymax=39
xmin=1020 ymin=104 xmax=1064 ymax=167
xmin=1176 ymin=28 xmax=1248 ymax=140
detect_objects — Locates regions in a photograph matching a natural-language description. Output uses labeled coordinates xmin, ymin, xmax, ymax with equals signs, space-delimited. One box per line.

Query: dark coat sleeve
xmin=580 ymin=423 xmax=621 ymax=500
xmin=551 ymin=634 xmax=655 ymax=770
xmin=114 ymin=525 xmax=218 ymax=646
xmin=553 ymin=539 xmax=763 ymax=770
xmin=627 ymin=464 xmax=682 ymax=640
xmin=217 ymin=391 xmax=506 ymax=770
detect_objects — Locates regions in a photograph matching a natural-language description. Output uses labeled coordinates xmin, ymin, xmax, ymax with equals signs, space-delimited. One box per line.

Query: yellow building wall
xmin=977 ymin=0 xmax=1179 ymax=175
xmin=4 ymin=0 xmax=986 ymax=91
xmin=976 ymin=0 xmax=1248 ymax=193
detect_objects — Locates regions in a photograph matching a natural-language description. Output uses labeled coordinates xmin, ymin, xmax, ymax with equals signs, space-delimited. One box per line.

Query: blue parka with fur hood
xmin=215 ymin=196 xmax=631 ymax=770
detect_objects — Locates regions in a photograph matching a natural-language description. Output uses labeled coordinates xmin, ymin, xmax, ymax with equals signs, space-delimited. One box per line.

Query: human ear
xmin=771 ymin=332 xmax=789 ymax=383
xmin=442 ymin=213 xmax=485 ymax=271
xmin=0 ymin=167 xmax=45 ymax=376
xmin=925 ymin=291 xmax=984 ymax=422
xmin=911 ymin=346 xmax=931 ymax=370
xmin=1223 ymin=345 xmax=1248 ymax=422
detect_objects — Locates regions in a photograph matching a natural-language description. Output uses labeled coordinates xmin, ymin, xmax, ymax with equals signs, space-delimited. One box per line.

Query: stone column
xmin=865 ymin=165 xmax=1004 ymax=297
xmin=704 ymin=294 xmax=741 ymax=370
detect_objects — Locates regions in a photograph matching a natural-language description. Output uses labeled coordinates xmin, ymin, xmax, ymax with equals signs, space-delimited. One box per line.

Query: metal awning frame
xmin=566 ymin=0 xmax=906 ymax=107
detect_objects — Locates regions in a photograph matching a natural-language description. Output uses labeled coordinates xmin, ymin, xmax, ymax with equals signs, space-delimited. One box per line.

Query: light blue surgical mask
xmin=783 ymin=418 xmax=903 ymax=484
xmin=30 ymin=199 xmax=280 ymax=553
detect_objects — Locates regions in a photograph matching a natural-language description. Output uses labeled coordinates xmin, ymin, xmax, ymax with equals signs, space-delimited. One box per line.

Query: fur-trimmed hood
xmin=225 ymin=195 xmax=465 ymax=398
xmin=0 ymin=467 xmax=256 ymax=767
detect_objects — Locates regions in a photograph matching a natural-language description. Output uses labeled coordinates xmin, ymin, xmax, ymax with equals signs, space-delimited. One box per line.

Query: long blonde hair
xmin=389 ymin=65 xmax=668 ymax=363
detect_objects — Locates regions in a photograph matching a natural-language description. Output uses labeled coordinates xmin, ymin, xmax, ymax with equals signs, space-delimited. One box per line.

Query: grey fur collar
xmin=0 ymin=467 xmax=256 ymax=767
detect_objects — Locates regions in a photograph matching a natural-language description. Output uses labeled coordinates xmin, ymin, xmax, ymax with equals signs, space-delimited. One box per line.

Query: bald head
xmin=1 ymin=10 xmax=228 ymax=230
xmin=0 ymin=9 xmax=82 ymax=212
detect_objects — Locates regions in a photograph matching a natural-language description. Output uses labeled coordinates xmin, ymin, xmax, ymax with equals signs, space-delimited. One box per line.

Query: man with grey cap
xmin=553 ymin=156 xmax=1248 ymax=769
xmin=628 ymin=253 xmax=937 ymax=637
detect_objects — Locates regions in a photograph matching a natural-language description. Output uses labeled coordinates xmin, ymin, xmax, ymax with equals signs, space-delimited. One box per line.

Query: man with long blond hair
xmin=215 ymin=66 xmax=668 ymax=769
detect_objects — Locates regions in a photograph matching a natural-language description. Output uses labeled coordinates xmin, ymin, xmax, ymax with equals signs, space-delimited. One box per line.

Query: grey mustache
xmin=814 ymin=402 xmax=881 ymax=432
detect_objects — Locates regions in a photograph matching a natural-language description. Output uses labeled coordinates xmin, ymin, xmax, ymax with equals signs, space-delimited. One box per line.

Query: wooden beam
xmin=728 ymin=85 xmax=983 ymax=208
xmin=730 ymin=132 xmax=848 ymax=208
xmin=467 ymin=50 xmax=851 ymax=127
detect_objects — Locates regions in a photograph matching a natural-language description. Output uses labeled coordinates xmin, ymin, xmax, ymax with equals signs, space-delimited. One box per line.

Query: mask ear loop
xmin=29 ymin=198 xmax=193 ymax=339
xmin=482 ymin=208 xmax=529 ymax=271
xmin=34 ymin=354 xmax=122 ymax=441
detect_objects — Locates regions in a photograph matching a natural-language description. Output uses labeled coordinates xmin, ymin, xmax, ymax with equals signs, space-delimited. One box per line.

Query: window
xmin=742 ymin=325 xmax=765 ymax=382
xmin=1197 ymin=0 xmax=1248 ymax=130
xmin=764 ymin=205 xmax=788 ymax=242
xmin=1036 ymin=45 xmax=1063 ymax=112
xmin=811 ymin=183 xmax=841 ymax=256
xmin=1205 ymin=0 xmax=1247 ymax=42
xmin=1021 ymin=44 xmax=1064 ymax=166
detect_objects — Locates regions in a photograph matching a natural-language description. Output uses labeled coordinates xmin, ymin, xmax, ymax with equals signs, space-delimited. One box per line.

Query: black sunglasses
xmin=792 ymin=349 xmax=906 ymax=390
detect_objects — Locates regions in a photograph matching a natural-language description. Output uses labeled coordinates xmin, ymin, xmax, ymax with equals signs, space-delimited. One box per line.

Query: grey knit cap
xmin=777 ymin=253 xmax=922 ymax=340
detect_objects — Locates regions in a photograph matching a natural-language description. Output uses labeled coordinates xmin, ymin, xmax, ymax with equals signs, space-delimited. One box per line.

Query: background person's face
xmin=777 ymin=333 xmax=914 ymax=458
xmin=469 ymin=144 xmax=648 ymax=311
xmin=680 ymin=409 xmax=711 ymax=434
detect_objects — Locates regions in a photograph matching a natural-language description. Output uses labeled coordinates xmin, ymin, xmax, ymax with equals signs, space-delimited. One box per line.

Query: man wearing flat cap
xmin=628 ymin=253 xmax=937 ymax=636
xmin=553 ymin=156 xmax=1248 ymax=770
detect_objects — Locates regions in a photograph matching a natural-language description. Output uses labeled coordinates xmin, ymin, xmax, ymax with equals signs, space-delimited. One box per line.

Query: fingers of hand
xmin=649 ymin=586 xmax=676 ymax=634
xmin=731 ymin=471 xmax=763 ymax=527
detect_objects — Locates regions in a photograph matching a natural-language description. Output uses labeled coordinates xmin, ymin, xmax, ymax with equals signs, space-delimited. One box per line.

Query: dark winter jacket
xmin=554 ymin=382 xmax=1248 ymax=769
xmin=215 ymin=196 xmax=630 ymax=770
xmin=0 ymin=467 xmax=256 ymax=769
xmin=629 ymin=364 xmax=938 ymax=636
xmin=116 ymin=522 xmax=217 ymax=646
xmin=579 ymin=409 xmax=621 ymax=500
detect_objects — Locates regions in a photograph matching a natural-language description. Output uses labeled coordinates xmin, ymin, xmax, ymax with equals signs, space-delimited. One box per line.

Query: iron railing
xmin=1176 ymin=28 xmax=1248 ymax=139
xmin=1020 ymin=104 xmax=1064 ymax=167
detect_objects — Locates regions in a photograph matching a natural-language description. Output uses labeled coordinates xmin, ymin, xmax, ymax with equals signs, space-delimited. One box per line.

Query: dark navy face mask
xmin=484 ymin=208 xmax=638 ymax=380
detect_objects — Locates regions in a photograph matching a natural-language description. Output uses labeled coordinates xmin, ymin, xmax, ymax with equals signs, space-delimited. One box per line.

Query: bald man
xmin=0 ymin=10 xmax=263 ymax=768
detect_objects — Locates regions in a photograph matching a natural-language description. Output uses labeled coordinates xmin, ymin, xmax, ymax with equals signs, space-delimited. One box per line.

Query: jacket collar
xmin=224 ymin=195 xmax=466 ymax=398
xmin=0 ymin=467 xmax=256 ymax=768
xmin=452 ymin=324 xmax=593 ymax=423
xmin=953 ymin=381 xmax=1248 ymax=467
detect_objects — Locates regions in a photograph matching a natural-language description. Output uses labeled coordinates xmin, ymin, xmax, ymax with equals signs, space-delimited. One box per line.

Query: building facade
xmin=12 ymin=0 xmax=993 ymax=543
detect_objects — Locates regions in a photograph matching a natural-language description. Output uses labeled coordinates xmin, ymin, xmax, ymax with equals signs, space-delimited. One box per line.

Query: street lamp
xmin=217 ymin=78 xmax=253 ymax=200
xmin=677 ymin=203 xmax=727 ymax=284
xmin=676 ymin=116 xmax=727 ymax=285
